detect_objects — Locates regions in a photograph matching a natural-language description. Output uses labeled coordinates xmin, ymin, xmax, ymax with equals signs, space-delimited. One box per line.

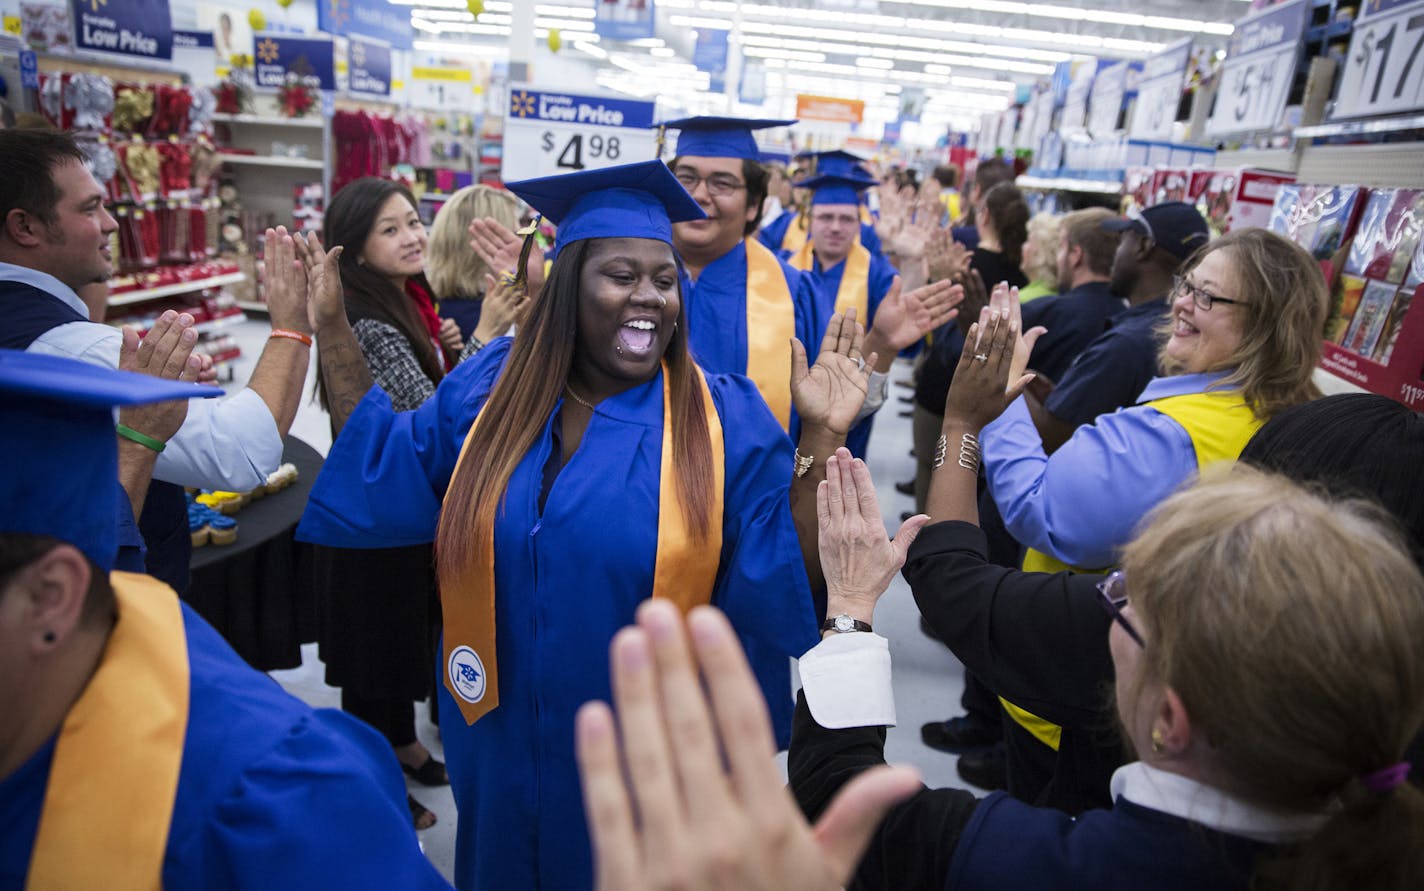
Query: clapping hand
xmin=117 ymin=310 xmax=203 ymax=445
xmin=438 ymin=317 xmax=465 ymax=356
xmin=474 ymin=271 xmax=532 ymax=342
xmin=262 ymin=227 xmax=313 ymax=337
xmin=291 ymin=231 xmax=345 ymax=334
xmin=469 ymin=216 xmax=546 ymax=300
xmin=792 ymin=310 xmax=876 ymax=437
xmin=575 ymin=599 xmax=921 ymax=891
xmin=942 ymin=299 xmax=1043 ymax=431
xmin=867 ymin=276 xmax=963 ymax=355
xmin=818 ymin=448 xmax=930 ymax=621
xmin=926 ymin=229 xmax=971 ymax=284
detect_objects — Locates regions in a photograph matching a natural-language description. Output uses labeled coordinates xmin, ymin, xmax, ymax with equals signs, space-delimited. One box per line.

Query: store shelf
xmin=219 ymin=153 xmax=324 ymax=170
xmin=1213 ymin=147 xmax=1299 ymax=172
xmin=1016 ymin=174 xmax=1123 ymax=194
xmin=211 ymin=113 xmax=324 ymax=130
xmin=107 ymin=271 xmax=246 ymax=308
xmin=1295 ymin=113 xmax=1424 ymax=139
xmin=112 ymin=311 xmax=246 ymax=336
xmin=237 ymin=301 xmax=270 ymax=313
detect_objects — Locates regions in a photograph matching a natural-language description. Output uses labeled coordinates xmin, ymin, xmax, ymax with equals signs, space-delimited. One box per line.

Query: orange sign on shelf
xmin=795 ymin=94 xmax=865 ymax=124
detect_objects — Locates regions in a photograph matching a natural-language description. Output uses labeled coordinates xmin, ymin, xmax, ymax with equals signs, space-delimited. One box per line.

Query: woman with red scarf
xmin=313 ymin=178 xmax=459 ymax=830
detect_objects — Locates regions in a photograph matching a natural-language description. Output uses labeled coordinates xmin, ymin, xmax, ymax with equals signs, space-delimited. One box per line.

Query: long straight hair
xmin=316 ymin=177 xmax=445 ymax=412
xmin=434 ymin=238 xmax=715 ymax=590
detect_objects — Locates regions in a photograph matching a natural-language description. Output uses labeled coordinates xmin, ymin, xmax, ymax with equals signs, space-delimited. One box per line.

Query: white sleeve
xmin=31 ymin=320 xmax=283 ymax=490
xmin=852 ymin=369 xmax=891 ymax=425
xmin=798 ymin=632 xmax=897 ymax=729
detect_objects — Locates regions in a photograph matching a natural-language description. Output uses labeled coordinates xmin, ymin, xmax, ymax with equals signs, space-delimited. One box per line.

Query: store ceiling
xmin=398 ymin=0 xmax=1251 ymax=134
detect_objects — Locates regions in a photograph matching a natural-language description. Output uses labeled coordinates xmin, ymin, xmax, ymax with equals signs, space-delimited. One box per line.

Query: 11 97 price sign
xmin=541 ymin=130 xmax=623 ymax=170
xmin=1333 ymin=0 xmax=1424 ymax=120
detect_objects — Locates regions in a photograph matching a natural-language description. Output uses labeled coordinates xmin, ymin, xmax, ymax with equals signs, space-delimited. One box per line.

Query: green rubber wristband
xmin=116 ymin=423 xmax=166 ymax=453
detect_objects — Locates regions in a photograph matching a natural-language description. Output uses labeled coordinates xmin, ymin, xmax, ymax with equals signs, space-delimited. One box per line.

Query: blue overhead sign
xmin=72 ymin=0 xmax=173 ymax=61
xmin=255 ymin=34 xmax=337 ymax=92
xmin=507 ymin=87 xmax=656 ymax=130
xmin=320 ymin=0 xmax=413 ymax=50
xmin=349 ymin=36 xmax=392 ymax=97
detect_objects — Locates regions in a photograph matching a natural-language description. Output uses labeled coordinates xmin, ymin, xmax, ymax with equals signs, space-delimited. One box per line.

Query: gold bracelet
xmin=793 ymin=448 xmax=815 ymax=479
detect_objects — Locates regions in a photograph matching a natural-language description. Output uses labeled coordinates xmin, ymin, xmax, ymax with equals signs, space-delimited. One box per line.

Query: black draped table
xmin=187 ymin=437 xmax=324 ymax=671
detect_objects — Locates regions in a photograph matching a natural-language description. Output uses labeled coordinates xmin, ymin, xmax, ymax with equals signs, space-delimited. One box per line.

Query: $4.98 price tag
xmin=501 ymin=86 xmax=657 ymax=182
xmin=1332 ymin=0 xmax=1424 ymax=120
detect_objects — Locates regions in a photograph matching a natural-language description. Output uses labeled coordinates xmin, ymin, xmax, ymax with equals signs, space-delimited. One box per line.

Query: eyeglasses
xmin=1171 ymin=275 xmax=1244 ymax=311
xmin=1096 ymin=570 xmax=1146 ymax=648
xmin=674 ymin=170 xmax=747 ymax=198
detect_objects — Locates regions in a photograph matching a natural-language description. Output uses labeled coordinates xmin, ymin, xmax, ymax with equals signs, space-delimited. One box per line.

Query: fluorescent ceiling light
xmin=649 ymin=47 xmax=677 ymax=57
xmin=856 ymin=57 xmax=895 ymax=69
xmin=575 ymin=40 xmax=608 ymax=59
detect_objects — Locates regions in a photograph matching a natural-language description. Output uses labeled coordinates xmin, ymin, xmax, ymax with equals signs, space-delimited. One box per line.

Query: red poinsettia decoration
xmin=278 ymin=73 xmax=320 ymax=118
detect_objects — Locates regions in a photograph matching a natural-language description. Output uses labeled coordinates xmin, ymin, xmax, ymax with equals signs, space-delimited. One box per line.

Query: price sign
xmin=501 ymin=85 xmax=656 ymax=181
xmin=1061 ymin=60 xmax=1097 ymax=131
xmin=1207 ymin=0 xmax=1309 ymax=137
xmin=1087 ymin=61 xmax=1129 ymax=138
xmin=1333 ymin=0 xmax=1424 ymax=120
xmin=1130 ymin=38 xmax=1192 ymax=140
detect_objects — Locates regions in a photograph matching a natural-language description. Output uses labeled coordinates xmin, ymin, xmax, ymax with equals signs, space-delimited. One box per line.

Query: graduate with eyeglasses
xmin=293 ymin=160 xmax=880 ymax=890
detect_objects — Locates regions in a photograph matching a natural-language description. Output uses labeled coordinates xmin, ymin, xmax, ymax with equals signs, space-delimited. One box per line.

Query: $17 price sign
xmin=1332 ymin=0 xmax=1424 ymax=120
xmin=501 ymin=86 xmax=656 ymax=182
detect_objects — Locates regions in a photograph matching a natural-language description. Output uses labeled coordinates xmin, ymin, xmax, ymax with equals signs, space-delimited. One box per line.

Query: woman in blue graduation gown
xmin=294 ymin=160 xmax=873 ymax=890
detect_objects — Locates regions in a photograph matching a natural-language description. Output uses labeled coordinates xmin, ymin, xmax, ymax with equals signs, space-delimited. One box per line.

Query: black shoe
xmin=894 ymin=480 xmax=915 ymax=496
xmin=898 ymin=410 xmax=913 ymax=418
xmin=898 ymin=394 xmax=914 ymax=404
xmin=921 ymin=715 xmax=1000 ymax=754
xmin=956 ymin=745 xmax=1009 ymax=791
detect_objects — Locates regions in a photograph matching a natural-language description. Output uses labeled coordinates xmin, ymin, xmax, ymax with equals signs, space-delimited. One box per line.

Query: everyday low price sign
xmin=71 ymin=0 xmax=173 ymax=61
xmin=1332 ymin=0 xmax=1424 ymax=120
xmin=1130 ymin=38 xmax=1192 ymax=140
xmin=255 ymin=34 xmax=337 ymax=92
xmin=1206 ymin=0 xmax=1310 ymax=137
xmin=348 ymin=36 xmax=391 ymax=97
xmin=501 ymin=86 xmax=657 ymax=181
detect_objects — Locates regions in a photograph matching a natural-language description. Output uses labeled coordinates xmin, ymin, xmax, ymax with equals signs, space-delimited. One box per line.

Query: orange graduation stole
xmin=440 ymin=364 xmax=726 ymax=725
xmin=778 ymin=211 xmax=810 ymax=255
xmin=743 ymin=238 xmax=798 ymax=430
xmin=790 ymin=239 xmax=872 ymax=323
xmin=28 ymin=572 xmax=189 ymax=890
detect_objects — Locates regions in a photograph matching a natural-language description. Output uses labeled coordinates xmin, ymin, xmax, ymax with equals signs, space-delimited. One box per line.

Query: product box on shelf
xmin=1319 ymin=197 xmax=1424 ymax=409
xmin=1193 ymin=167 xmax=1297 ymax=236
xmin=1267 ymin=183 xmax=1366 ymax=287
xmin=1124 ymin=167 xmax=1155 ymax=211
xmin=1150 ymin=168 xmax=1190 ymax=205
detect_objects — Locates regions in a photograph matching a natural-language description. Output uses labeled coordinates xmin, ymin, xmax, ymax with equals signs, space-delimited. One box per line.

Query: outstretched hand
xmin=868 ymin=276 xmax=963 ymax=354
xmin=117 ymin=310 xmax=202 ymax=445
xmin=469 ymin=216 xmax=546 ymax=298
xmin=576 ymin=599 xmax=922 ymax=891
xmin=791 ymin=310 xmax=875 ymax=437
xmin=261 ymin=227 xmax=312 ymax=335
xmin=925 ymin=229 xmax=971 ymax=285
xmin=291 ymin=231 xmax=345 ymax=334
xmin=818 ymin=448 xmax=930 ymax=620
xmin=943 ymin=303 xmax=1042 ymax=430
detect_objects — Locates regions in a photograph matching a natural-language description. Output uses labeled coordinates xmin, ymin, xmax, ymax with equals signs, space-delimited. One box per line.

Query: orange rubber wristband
xmin=269 ymin=328 xmax=313 ymax=347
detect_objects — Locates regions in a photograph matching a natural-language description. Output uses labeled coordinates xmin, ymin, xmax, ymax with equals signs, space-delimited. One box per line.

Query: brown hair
xmin=0 ymin=533 xmax=115 ymax=629
xmin=425 ymin=185 xmax=521 ymax=300
xmin=1058 ymin=207 xmax=1118 ymax=278
xmin=1121 ymin=467 xmax=1424 ymax=890
xmin=1157 ymin=228 xmax=1326 ymax=418
xmin=434 ymin=238 xmax=716 ymax=590
xmin=982 ymin=182 xmax=1029 ymax=268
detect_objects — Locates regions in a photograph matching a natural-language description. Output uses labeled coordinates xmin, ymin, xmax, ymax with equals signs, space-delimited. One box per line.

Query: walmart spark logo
xmin=88 ymin=0 xmax=106 ymax=11
xmin=327 ymin=0 xmax=351 ymax=30
xmin=511 ymin=90 xmax=536 ymax=118
xmin=257 ymin=38 xmax=280 ymax=65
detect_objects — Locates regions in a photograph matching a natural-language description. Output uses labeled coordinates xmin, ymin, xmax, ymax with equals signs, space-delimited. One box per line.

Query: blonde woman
xmin=1016 ymin=211 xmax=1061 ymax=302
xmin=426 ymin=184 xmax=529 ymax=356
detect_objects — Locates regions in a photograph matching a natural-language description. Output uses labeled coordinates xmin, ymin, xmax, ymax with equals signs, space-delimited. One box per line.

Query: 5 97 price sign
xmin=1206 ymin=0 xmax=1310 ymax=137
xmin=1332 ymin=0 xmax=1424 ymax=120
xmin=501 ymin=86 xmax=656 ymax=182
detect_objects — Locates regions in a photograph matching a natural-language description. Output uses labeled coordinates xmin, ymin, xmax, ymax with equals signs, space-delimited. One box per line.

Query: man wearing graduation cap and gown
xmin=0 ymin=351 xmax=450 ymax=890
xmin=295 ymin=160 xmax=873 ymax=890
xmin=656 ymin=116 xmax=825 ymax=433
xmin=759 ymin=149 xmax=883 ymax=260
xmin=793 ymin=167 xmax=960 ymax=459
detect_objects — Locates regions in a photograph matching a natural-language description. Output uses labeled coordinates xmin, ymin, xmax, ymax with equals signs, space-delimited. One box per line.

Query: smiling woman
xmin=295 ymin=159 xmax=877 ymax=890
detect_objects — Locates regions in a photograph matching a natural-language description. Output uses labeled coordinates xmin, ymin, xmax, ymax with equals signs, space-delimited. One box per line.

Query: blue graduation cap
xmin=795 ymin=149 xmax=872 ymax=181
xmin=0 ymin=350 xmax=218 ymax=570
xmin=505 ymin=160 xmax=706 ymax=255
xmin=658 ymin=116 xmax=797 ymax=161
xmin=800 ymin=170 xmax=879 ymax=207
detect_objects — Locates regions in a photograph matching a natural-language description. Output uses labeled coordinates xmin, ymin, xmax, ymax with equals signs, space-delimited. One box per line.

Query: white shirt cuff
xmin=799 ymin=632 xmax=896 ymax=729
xmin=853 ymin=370 xmax=891 ymax=425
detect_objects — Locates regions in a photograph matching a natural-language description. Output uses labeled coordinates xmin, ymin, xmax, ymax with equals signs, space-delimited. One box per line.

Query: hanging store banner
xmin=348 ymin=35 xmax=391 ymax=97
xmin=594 ymin=0 xmax=656 ymax=41
xmin=693 ymin=27 xmax=729 ymax=93
xmin=255 ymin=34 xmax=337 ymax=92
xmin=71 ymin=0 xmax=173 ymax=61
xmin=1130 ymin=38 xmax=1192 ymax=140
xmin=1087 ymin=60 xmax=1131 ymax=138
xmin=1206 ymin=0 xmax=1309 ymax=137
xmin=796 ymin=94 xmax=865 ymax=124
xmin=1331 ymin=0 xmax=1424 ymax=120
xmin=502 ymin=85 xmax=657 ymax=181
xmin=319 ymin=0 xmax=413 ymax=50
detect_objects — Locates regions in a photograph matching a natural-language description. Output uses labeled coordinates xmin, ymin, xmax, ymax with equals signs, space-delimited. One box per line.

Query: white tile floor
xmin=221 ymin=317 xmax=980 ymax=883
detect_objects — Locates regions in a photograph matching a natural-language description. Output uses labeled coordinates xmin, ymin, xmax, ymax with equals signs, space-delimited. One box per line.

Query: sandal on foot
xmin=408 ymin=794 xmax=437 ymax=830
xmin=402 ymin=754 xmax=449 ymax=787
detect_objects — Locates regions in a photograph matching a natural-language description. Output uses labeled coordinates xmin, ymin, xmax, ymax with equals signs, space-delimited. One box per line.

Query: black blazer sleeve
xmin=902 ymin=521 xmax=1115 ymax=727
xmin=788 ymin=691 xmax=979 ymax=891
